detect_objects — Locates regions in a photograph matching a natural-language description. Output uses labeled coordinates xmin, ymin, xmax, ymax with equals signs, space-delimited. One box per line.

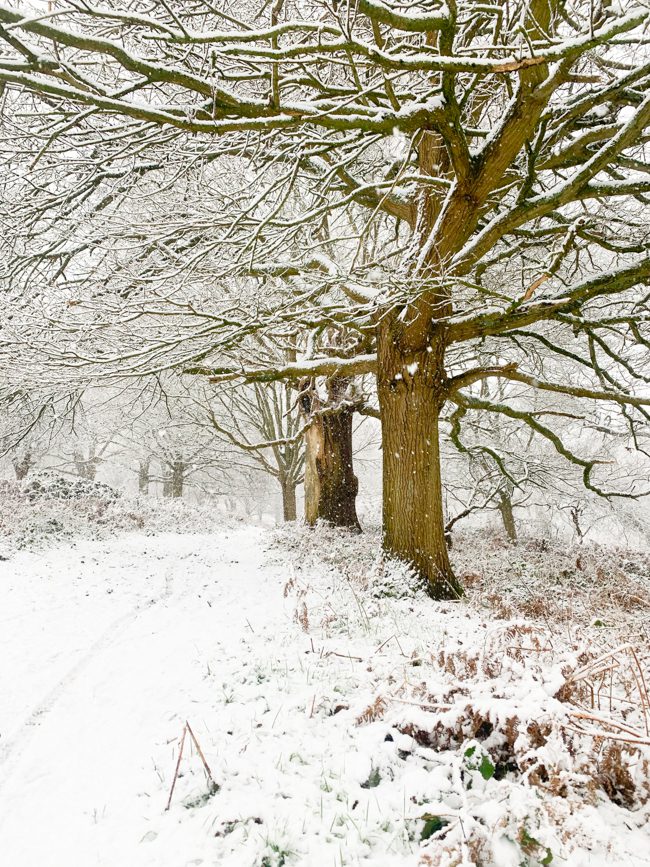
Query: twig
xmin=185 ymin=720 xmax=215 ymax=784
xmin=566 ymin=643 xmax=635 ymax=683
xmin=565 ymin=723 xmax=650 ymax=746
xmin=374 ymin=634 xmax=395 ymax=654
xmin=391 ymin=697 xmax=452 ymax=712
xmin=629 ymin=647 xmax=650 ymax=737
xmin=324 ymin=650 xmax=363 ymax=662
xmin=165 ymin=723 xmax=187 ymax=811
xmin=568 ymin=709 xmax=641 ymax=738
xmin=165 ymin=720 xmax=215 ymax=811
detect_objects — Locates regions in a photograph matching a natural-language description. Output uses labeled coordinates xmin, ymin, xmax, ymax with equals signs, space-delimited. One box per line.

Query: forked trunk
xmin=279 ymin=475 xmax=297 ymax=521
xmin=74 ymin=449 xmax=98 ymax=481
xmin=303 ymin=382 xmax=360 ymax=530
xmin=377 ymin=327 xmax=463 ymax=599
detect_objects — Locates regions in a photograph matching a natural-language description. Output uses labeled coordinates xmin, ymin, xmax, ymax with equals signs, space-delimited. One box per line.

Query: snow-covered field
xmin=1 ymin=523 xmax=649 ymax=866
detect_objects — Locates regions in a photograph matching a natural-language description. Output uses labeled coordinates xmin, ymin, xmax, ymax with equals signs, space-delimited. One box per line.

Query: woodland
xmin=1 ymin=3 xmax=650 ymax=866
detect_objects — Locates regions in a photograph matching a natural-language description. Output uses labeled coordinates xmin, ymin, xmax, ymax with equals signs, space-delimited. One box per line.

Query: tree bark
xmin=497 ymin=491 xmax=517 ymax=543
xmin=74 ymin=448 xmax=98 ymax=481
xmin=570 ymin=505 xmax=585 ymax=542
xmin=279 ymin=475 xmax=297 ymax=522
xmin=377 ymin=322 xmax=463 ymax=600
xmin=171 ymin=461 xmax=184 ymax=498
xmin=303 ymin=379 xmax=361 ymax=531
xmin=138 ymin=458 xmax=150 ymax=495
xmin=163 ymin=459 xmax=184 ymax=498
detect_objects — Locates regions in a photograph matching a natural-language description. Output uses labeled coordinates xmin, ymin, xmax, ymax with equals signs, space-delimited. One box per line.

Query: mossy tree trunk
xmin=377 ymin=318 xmax=462 ymax=600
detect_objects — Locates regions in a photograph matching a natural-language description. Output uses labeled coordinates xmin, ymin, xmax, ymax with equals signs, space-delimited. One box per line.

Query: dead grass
xmin=452 ymin=530 xmax=650 ymax=634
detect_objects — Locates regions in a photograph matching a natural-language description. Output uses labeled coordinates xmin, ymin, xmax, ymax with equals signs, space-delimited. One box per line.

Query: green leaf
xmin=361 ymin=767 xmax=382 ymax=789
xmin=478 ymin=755 xmax=495 ymax=780
xmin=420 ymin=814 xmax=449 ymax=841
xmin=519 ymin=827 xmax=540 ymax=849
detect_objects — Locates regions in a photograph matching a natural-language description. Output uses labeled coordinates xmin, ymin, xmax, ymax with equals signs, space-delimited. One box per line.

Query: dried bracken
xmin=560 ymin=643 xmax=650 ymax=747
xmin=396 ymin=628 xmax=650 ymax=809
xmin=294 ymin=600 xmax=309 ymax=633
xmin=355 ymin=695 xmax=388 ymax=726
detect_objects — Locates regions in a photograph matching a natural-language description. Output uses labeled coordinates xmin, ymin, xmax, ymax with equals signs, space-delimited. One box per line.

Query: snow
xmin=0 ymin=531 xmax=277 ymax=865
xmin=1 ymin=523 xmax=649 ymax=866
xmin=617 ymin=105 xmax=637 ymax=124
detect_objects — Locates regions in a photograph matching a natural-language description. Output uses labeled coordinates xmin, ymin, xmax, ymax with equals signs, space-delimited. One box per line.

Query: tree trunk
xmin=497 ymin=491 xmax=517 ymax=543
xmin=13 ymin=450 xmax=33 ymax=480
xmin=138 ymin=458 xmax=150 ymax=495
xmin=162 ymin=459 xmax=184 ymax=497
xmin=74 ymin=448 xmax=98 ymax=481
xmin=377 ymin=325 xmax=463 ymax=600
xmin=279 ymin=475 xmax=297 ymax=522
xmin=171 ymin=461 xmax=184 ymax=498
xmin=303 ymin=379 xmax=360 ymax=531
xmin=570 ymin=505 xmax=584 ymax=543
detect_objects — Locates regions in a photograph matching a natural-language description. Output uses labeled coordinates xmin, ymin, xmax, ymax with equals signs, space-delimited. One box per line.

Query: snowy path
xmin=0 ymin=528 xmax=284 ymax=867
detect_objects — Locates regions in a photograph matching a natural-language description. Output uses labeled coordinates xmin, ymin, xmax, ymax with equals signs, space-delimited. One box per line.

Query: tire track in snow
xmin=0 ymin=561 xmax=184 ymax=789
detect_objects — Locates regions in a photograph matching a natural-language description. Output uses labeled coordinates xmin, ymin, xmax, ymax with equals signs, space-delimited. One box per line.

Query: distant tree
xmin=209 ymin=380 xmax=305 ymax=521
xmin=112 ymin=380 xmax=233 ymax=500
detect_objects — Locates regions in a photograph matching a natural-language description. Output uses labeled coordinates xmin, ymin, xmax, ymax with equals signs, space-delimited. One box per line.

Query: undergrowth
xmin=271 ymin=521 xmax=650 ymax=865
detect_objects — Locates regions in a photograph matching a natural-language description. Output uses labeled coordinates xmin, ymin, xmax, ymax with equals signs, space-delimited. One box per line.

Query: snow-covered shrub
xmin=0 ymin=480 xmax=237 ymax=554
xmin=22 ymin=471 xmax=120 ymax=502
xmin=274 ymin=521 xmax=650 ymax=630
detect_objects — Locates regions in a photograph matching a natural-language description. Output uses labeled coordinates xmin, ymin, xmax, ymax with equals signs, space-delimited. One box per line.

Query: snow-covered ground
xmin=1 ymin=524 xmax=648 ymax=866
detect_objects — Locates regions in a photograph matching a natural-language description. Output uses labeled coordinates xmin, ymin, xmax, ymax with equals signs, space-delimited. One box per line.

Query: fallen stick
xmin=566 ymin=644 xmax=635 ymax=683
xmin=391 ymin=697 xmax=452 ymax=712
xmin=165 ymin=724 xmax=187 ymax=811
xmin=565 ymin=724 xmax=650 ymax=747
xmin=325 ymin=650 xmax=363 ymax=662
